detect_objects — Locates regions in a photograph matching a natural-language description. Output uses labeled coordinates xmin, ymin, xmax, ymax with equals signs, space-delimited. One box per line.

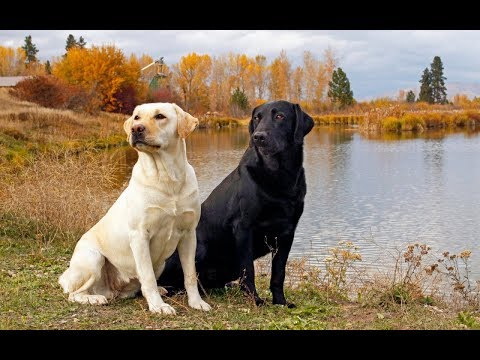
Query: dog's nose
xmin=131 ymin=124 xmax=145 ymax=134
xmin=253 ymin=131 xmax=267 ymax=144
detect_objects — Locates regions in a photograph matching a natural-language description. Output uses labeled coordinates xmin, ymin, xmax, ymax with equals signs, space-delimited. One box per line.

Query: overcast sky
xmin=1 ymin=30 xmax=479 ymax=100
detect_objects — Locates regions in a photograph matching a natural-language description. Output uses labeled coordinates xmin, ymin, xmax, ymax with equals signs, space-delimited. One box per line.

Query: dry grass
xmin=0 ymin=150 xmax=124 ymax=245
xmin=0 ymin=88 xmax=127 ymax=169
xmin=358 ymin=105 xmax=480 ymax=133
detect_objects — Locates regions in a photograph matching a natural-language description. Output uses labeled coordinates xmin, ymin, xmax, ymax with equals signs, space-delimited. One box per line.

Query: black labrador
xmin=159 ymin=100 xmax=314 ymax=307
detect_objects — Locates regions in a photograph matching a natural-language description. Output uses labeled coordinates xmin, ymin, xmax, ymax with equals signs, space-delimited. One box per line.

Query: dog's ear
xmin=173 ymin=103 xmax=199 ymax=139
xmin=249 ymin=105 xmax=260 ymax=136
xmin=123 ymin=115 xmax=133 ymax=136
xmin=294 ymin=103 xmax=314 ymax=145
xmin=248 ymin=105 xmax=260 ymax=147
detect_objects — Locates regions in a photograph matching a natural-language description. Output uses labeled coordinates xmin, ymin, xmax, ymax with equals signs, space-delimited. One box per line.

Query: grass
xmin=0 ymin=229 xmax=466 ymax=330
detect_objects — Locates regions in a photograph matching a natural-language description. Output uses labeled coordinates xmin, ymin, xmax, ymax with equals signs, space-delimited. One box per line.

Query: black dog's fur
xmin=159 ymin=100 xmax=314 ymax=306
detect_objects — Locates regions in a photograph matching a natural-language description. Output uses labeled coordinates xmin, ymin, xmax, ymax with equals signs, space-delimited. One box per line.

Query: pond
xmin=109 ymin=126 xmax=480 ymax=277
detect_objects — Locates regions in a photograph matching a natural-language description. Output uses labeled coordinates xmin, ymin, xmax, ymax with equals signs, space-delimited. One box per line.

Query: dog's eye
xmin=155 ymin=114 xmax=166 ymax=120
xmin=134 ymin=115 xmax=140 ymax=120
xmin=253 ymin=115 xmax=261 ymax=121
xmin=275 ymin=114 xmax=285 ymax=120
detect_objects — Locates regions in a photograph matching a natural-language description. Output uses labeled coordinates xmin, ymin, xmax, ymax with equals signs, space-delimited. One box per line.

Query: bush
xmin=399 ymin=113 xmax=425 ymax=131
xmin=11 ymin=75 xmax=100 ymax=113
xmin=381 ymin=116 xmax=402 ymax=132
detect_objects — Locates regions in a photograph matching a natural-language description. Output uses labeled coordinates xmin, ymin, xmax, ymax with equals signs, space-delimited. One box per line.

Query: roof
xmin=0 ymin=76 xmax=29 ymax=87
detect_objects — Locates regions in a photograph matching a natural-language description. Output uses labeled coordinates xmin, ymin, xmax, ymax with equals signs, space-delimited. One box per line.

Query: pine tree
xmin=21 ymin=35 xmax=38 ymax=65
xmin=77 ymin=36 xmax=87 ymax=49
xmin=44 ymin=60 xmax=52 ymax=74
xmin=430 ymin=56 xmax=447 ymax=104
xmin=230 ymin=87 xmax=249 ymax=117
xmin=406 ymin=90 xmax=415 ymax=103
xmin=327 ymin=67 xmax=354 ymax=108
xmin=418 ymin=68 xmax=433 ymax=103
xmin=65 ymin=34 xmax=77 ymax=52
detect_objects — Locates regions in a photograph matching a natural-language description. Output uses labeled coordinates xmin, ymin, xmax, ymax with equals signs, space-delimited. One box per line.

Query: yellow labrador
xmin=59 ymin=103 xmax=211 ymax=315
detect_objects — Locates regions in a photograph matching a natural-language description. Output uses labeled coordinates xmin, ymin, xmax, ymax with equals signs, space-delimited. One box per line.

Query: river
xmin=109 ymin=126 xmax=480 ymax=277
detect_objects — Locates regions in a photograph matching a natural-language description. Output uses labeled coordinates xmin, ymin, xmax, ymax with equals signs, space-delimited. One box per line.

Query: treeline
xmin=3 ymin=34 xmax=347 ymax=115
xmin=4 ymin=34 xmax=480 ymax=118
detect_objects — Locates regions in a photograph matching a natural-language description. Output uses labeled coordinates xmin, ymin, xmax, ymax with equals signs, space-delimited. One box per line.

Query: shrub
xmin=399 ymin=113 xmax=425 ymax=131
xmin=381 ymin=116 xmax=402 ymax=132
xmin=11 ymin=75 xmax=100 ymax=113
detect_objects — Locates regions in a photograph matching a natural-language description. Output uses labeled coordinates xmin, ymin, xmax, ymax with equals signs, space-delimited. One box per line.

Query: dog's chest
xmin=143 ymin=200 xmax=196 ymax=261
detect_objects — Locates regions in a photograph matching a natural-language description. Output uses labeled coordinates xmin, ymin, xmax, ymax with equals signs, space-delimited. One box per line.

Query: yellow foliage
xmin=172 ymin=52 xmax=211 ymax=113
xmin=53 ymin=45 xmax=140 ymax=112
xmin=0 ymin=46 xmax=26 ymax=76
xmin=269 ymin=50 xmax=291 ymax=100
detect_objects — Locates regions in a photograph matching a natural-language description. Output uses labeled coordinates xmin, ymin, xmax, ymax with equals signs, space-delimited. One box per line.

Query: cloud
xmin=1 ymin=30 xmax=479 ymax=100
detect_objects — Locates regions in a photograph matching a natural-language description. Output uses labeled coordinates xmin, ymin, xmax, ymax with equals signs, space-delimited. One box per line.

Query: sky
xmin=1 ymin=30 xmax=480 ymax=100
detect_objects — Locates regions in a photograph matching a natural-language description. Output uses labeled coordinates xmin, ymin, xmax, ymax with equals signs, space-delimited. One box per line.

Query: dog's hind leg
xmin=58 ymin=237 xmax=108 ymax=305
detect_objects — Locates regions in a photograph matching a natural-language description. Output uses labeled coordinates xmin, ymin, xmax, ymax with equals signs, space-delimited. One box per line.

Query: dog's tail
xmin=59 ymin=268 xmax=96 ymax=295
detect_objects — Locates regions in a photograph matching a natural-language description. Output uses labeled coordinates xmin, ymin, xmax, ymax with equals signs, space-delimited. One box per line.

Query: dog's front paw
xmin=255 ymin=297 xmax=266 ymax=306
xmin=188 ymin=298 xmax=212 ymax=311
xmin=149 ymin=303 xmax=176 ymax=315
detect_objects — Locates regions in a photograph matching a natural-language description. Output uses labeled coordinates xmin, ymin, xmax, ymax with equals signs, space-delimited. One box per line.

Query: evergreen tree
xmin=230 ymin=87 xmax=249 ymax=117
xmin=77 ymin=36 xmax=87 ymax=49
xmin=430 ymin=56 xmax=447 ymax=104
xmin=327 ymin=67 xmax=354 ymax=108
xmin=44 ymin=60 xmax=52 ymax=74
xmin=406 ymin=90 xmax=415 ymax=103
xmin=21 ymin=35 xmax=38 ymax=65
xmin=65 ymin=34 xmax=77 ymax=52
xmin=418 ymin=68 xmax=433 ymax=103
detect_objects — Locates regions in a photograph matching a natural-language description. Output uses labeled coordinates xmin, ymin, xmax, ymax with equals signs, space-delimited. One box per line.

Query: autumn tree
xmin=172 ymin=52 xmax=211 ymax=113
xmin=327 ymin=67 xmax=354 ymax=108
xmin=319 ymin=47 xmax=338 ymax=103
xmin=22 ymin=35 xmax=38 ymax=65
xmin=418 ymin=67 xmax=433 ymax=103
xmin=209 ymin=55 xmax=230 ymax=113
xmin=53 ymin=45 xmax=141 ymax=112
xmin=291 ymin=66 xmax=303 ymax=104
xmin=406 ymin=90 xmax=415 ymax=103
xmin=303 ymin=51 xmax=320 ymax=106
xmin=252 ymin=55 xmax=268 ymax=101
xmin=302 ymin=49 xmax=338 ymax=111
xmin=0 ymin=46 xmax=26 ymax=75
xmin=430 ymin=56 xmax=447 ymax=104
xmin=269 ymin=50 xmax=291 ymax=100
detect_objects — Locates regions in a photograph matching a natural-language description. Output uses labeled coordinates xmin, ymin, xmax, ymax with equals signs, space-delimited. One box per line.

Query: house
xmin=0 ymin=76 xmax=29 ymax=87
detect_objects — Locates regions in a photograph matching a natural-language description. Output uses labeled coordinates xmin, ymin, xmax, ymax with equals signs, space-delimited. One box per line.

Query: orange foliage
xmin=53 ymin=45 xmax=141 ymax=112
xmin=269 ymin=50 xmax=291 ymax=100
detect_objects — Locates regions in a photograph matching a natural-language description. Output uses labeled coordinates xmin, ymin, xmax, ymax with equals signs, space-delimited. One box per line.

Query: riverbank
xmin=313 ymin=105 xmax=480 ymax=132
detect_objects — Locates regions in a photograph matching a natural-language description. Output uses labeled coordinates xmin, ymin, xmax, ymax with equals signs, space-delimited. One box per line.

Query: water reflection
xmin=107 ymin=126 xmax=480 ymax=276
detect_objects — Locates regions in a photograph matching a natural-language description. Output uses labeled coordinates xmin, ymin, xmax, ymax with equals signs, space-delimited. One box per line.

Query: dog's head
xmin=123 ymin=103 xmax=198 ymax=153
xmin=249 ymin=100 xmax=314 ymax=156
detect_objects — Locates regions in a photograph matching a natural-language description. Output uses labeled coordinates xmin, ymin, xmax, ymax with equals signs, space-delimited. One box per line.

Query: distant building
xmin=0 ymin=76 xmax=29 ymax=87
